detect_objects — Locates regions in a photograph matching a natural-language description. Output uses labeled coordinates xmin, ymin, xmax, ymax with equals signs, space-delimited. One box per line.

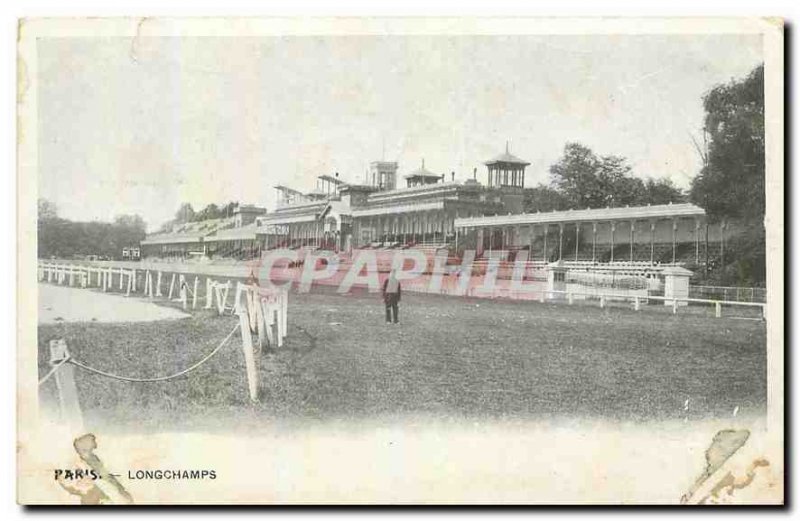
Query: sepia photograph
xmin=17 ymin=17 xmax=784 ymax=505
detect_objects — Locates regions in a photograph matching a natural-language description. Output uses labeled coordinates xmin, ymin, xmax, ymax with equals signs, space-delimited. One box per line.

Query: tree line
xmin=37 ymin=199 xmax=147 ymax=260
xmin=160 ymin=201 xmax=241 ymax=232
xmin=524 ymin=143 xmax=685 ymax=213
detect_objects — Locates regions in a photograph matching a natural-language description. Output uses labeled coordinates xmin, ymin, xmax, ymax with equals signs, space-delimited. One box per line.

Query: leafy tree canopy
xmin=37 ymin=199 xmax=147 ymax=259
xmin=690 ymin=64 xmax=764 ymax=223
xmin=524 ymin=143 xmax=685 ymax=213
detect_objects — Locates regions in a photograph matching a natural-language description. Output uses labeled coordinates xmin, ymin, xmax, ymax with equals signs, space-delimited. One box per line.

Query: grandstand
xmin=139 ymin=146 xmax=729 ymax=282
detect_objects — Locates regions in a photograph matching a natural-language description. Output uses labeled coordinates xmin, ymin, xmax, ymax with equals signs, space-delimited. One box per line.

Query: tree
xmin=195 ymin=203 xmax=220 ymax=221
xmin=38 ymin=198 xmax=58 ymax=220
xmin=548 ymin=143 xmax=605 ymax=209
xmin=689 ymin=64 xmax=765 ymax=285
xmin=221 ymin=201 xmax=238 ymax=218
xmin=547 ymin=143 xmax=684 ymax=209
xmin=642 ymin=178 xmax=685 ymax=205
xmin=37 ymin=214 xmax=148 ymax=259
xmin=690 ymin=64 xmax=764 ymax=222
xmin=113 ymin=214 xmax=147 ymax=250
xmin=523 ymin=186 xmax=569 ymax=213
xmin=174 ymin=203 xmax=196 ymax=224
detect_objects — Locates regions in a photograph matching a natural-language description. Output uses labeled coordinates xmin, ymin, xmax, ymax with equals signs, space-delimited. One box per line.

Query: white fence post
xmin=281 ymin=290 xmax=288 ymax=341
xmin=155 ymin=271 xmax=163 ymax=297
xmin=144 ymin=270 xmax=152 ymax=298
xmin=254 ymin=296 xmax=266 ymax=352
xmin=237 ymin=309 xmax=259 ymax=402
xmin=192 ymin=277 xmax=198 ymax=309
xmin=48 ymin=339 xmax=84 ymax=434
xmin=215 ymin=282 xmax=230 ymax=315
xmin=715 ymin=302 xmax=722 ymax=319
xmin=168 ymin=273 xmax=176 ymax=300
xmin=180 ymin=275 xmax=187 ymax=310
xmin=205 ymin=279 xmax=214 ymax=309
xmin=261 ymin=299 xmax=276 ymax=347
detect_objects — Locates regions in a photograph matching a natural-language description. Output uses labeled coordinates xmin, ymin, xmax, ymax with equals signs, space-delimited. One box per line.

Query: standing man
xmin=382 ymin=269 xmax=401 ymax=324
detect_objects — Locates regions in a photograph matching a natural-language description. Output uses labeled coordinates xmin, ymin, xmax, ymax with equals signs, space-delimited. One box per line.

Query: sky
xmin=36 ymin=33 xmax=763 ymax=231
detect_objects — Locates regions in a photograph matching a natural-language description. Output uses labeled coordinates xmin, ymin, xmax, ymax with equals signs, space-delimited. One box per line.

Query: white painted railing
xmin=543 ymin=289 xmax=766 ymax=319
xmin=689 ymin=285 xmax=766 ymax=303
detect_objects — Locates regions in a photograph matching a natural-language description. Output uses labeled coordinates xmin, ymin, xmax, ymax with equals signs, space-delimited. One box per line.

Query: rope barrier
xmin=38 ymin=356 xmax=71 ymax=386
xmin=65 ymin=322 xmax=241 ymax=383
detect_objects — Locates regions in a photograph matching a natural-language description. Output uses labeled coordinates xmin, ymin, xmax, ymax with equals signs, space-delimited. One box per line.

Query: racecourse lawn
xmin=37 ymin=287 xmax=767 ymax=433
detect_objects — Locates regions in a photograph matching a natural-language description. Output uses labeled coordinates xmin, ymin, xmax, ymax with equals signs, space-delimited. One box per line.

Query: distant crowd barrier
xmin=541 ymin=288 xmax=766 ymax=320
xmin=39 ymin=257 xmax=764 ymax=321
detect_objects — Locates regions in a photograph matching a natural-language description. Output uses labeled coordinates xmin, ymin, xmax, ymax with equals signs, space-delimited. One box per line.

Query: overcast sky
xmin=37 ymin=34 xmax=762 ymax=231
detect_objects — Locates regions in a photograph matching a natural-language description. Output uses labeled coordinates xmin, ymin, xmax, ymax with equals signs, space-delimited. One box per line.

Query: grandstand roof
xmin=454 ymin=203 xmax=706 ymax=228
xmin=140 ymin=233 xmax=206 ymax=245
xmin=274 ymin=185 xmax=305 ymax=196
xmin=317 ymin=174 xmax=345 ymax=185
xmin=403 ymin=159 xmax=440 ymax=179
xmin=484 ymin=143 xmax=530 ymax=166
xmin=203 ymin=224 xmax=260 ymax=242
xmin=140 ymin=217 xmax=236 ymax=245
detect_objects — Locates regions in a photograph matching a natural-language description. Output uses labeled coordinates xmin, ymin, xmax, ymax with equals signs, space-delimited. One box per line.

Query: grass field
xmin=38 ymin=285 xmax=767 ymax=433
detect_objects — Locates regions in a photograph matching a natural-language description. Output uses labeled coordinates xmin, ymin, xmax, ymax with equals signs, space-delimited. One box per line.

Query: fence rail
xmin=544 ymin=289 xmax=766 ymax=319
xmin=38 ymin=261 xmax=293 ymax=439
xmin=688 ymin=285 xmax=766 ymax=303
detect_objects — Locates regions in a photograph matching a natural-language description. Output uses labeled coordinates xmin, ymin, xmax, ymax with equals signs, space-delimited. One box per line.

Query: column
xmin=592 ymin=222 xmax=597 ymax=262
xmin=672 ymin=219 xmax=678 ymax=264
xmin=558 ymin=224 xmax=564 ymax=260
xmin=529 ymin=224 xmax=535 ymax=258
xmin=543 ymin=226 xmax=548 ymax=262
xmin=610 ymin=222 xmax=616 ymax=263
xmin=630 ymin=220 xmax=635 ymax=263
xmin=650 ymin=221 xmax=656 ymax=264
xmin=695 ymin=219 xmax=700 ymax=265
xmin=575 ymin=223 xmax=580 ymax=261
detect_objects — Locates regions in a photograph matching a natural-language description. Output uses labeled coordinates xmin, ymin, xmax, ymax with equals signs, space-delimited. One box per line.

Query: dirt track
xmin=38 ymin=284 xmax=190 ymax=324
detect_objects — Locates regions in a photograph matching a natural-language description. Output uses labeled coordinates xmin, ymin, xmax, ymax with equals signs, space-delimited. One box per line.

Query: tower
xmin=484 ymin=142 xmax=530 ymax=214
xmin=368 ymin=161 xmax=399 ymax=191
